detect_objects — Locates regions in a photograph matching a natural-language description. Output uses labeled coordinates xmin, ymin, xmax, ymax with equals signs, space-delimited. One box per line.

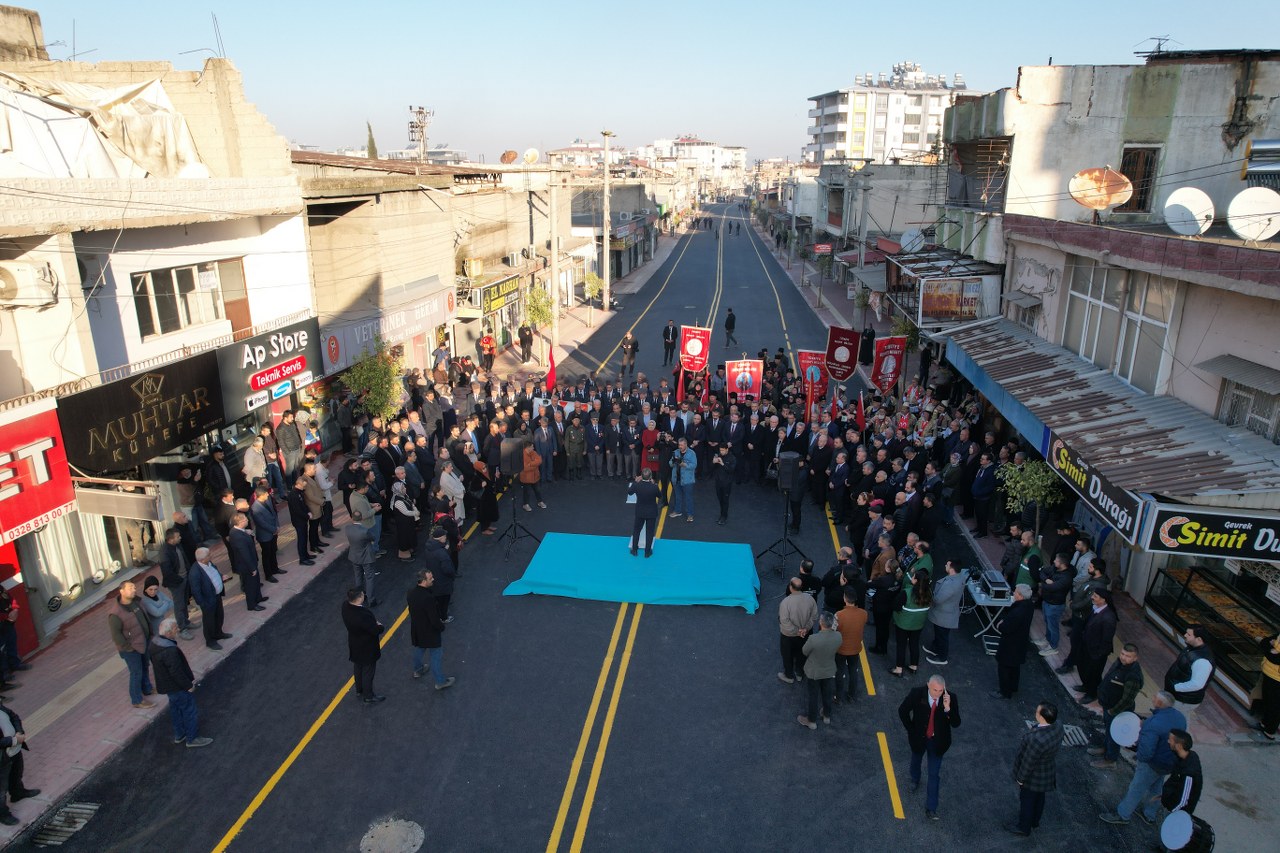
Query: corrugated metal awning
xmin=1194 ymin=353 xmax=1280 ymax=396
xmin=945 ymin=320 xmax=1280 ymax=509
xmin=888 ymin=249 xmax=1003 ymax=280
xmin=1001 ymin=291 xmax=1042 ymax=309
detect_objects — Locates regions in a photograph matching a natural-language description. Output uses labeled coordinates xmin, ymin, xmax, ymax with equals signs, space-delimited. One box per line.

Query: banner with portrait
xmin=870 ymin=335 xmax=908 ymax=395
xmin=725 ymin=359 xmax=763 ymax=401
xmin=797 ymin=350 xmax=827 ymax=422
xmin=824 ymin=326 xmax=861 ymax=382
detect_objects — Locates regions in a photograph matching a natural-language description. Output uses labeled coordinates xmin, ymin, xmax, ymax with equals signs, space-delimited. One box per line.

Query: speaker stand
xmin=756 ymin=489 xmax=808 ymax=576
xmin=496 ymin=479 xmax=541 ymax=559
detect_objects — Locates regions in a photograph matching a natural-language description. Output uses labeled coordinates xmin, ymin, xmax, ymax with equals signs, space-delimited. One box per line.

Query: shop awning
xmin=1001 ymin=291 xmax=1042 ymax=309
xmin=1194 ymin=353 xmax=1280 ymax=396
xmin=944 ymin=319 xmax=1280 ymax=510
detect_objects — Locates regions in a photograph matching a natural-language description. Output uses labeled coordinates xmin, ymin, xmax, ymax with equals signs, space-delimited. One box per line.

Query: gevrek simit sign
xmin=1045 ymin=430 xmax=1143 ymax=545
xmin=1146 ymin=505 xmax=1280 ymax=562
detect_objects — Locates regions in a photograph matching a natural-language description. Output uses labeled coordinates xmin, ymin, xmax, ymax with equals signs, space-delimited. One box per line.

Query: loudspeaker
xmin=500 ymin=435 xmax=528 ymax=473
xmin=776 ymin=451 xmax=802 ymax=493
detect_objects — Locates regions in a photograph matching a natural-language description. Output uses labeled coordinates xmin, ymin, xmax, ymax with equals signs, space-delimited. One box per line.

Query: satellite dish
xmin=500 ymin=150 xmax=518 ymax=164
xmin=899 ymin=228 xmax=925 ymax=252
xmin=522 ymin=148 xmax=540 ymax=165
xmin=1163 ymin=187 xmax=1214 ymax=236
xmin=1069 ymin=167 xmax=1133 ymax=210
xmin=1226 ymin=186 xmax=1280 ymax=242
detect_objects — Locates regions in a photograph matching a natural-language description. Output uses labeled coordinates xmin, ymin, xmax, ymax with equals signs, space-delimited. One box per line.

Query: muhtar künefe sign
xmin=1146 ymin=505 xmax=1280 ymax=562
xmin=58 ymin=351 xmax=225 ymax=473
xmin=1045 ymin=430 xmax=1143 ymax=545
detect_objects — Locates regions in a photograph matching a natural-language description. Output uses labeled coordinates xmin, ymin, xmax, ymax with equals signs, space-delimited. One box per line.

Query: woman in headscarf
xmin=390 ymin=481 xmax=420 ymax=561
xmin=439 ymin=459 xmax=467 ymax=525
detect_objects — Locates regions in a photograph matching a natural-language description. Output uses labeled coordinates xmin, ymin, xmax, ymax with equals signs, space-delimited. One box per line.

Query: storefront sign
xmin=920 ymin=277 xmax=982 ymax=322
xmin=1046 ymin=431 xmax=1142 ymax=545
xmin=1145 ymin=504 xmax=1280 ymax=561
xmin=481 ymin=276 xmax=521 ymax=314
xmin=217 ymin=317 xmax=322 ymax=421
xmin=870 ymin=335 xmax=908 ymax=394
xmin=321 ymin=289 xmax=456 ymax=376
xmin=58 ymin=352 xmax=225 ymax=473
xmin=726 ymin=359 xmax=763 ymax=401
xmin=824 ymin=326 xmax=861 ymax=382
xmin=0 ymin=399 xmax=76 ymax=545
xmin=814 ymin=243 xmax=833 ymax=255
xmin=678 ymin=326 xmax=712 ymax=374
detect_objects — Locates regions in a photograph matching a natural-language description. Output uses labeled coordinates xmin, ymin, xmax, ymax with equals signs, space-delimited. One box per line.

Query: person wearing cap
xmin=423 ymin=526 xmax=456 ymax=624
xmin=148 ymin=617 xmax=213 ymax=749
xmin=623 ymin=416 xmax=642 ymax=480
xmin=407 ymin=570 xmax=455 ymax=690
xmin=585 ymin=413 xmax=605 ymax=480
xmin=604 ymin=414 xmax=624 ymax=480
xmin=992 ymin=584 xmax=1035 ymax=700
xmin=565 ymin=414 xmax=586 ymax=480
xmin=139 ymin=573 xmax=189 ymax=639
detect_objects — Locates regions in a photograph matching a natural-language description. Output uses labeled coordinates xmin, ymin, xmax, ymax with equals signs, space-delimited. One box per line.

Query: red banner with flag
xmin=678 ymin=326 xmax=712 ymax=374
xmin=870 ymin=335 xmax=908 ymax=395
xmin=726 ymin=359 xmax=763 ymax=401
xmin=824 ymin=326 xmax=860 ymax=382
xmin=546 ymin=347 xmax=556 ymax=390
xmin=797 ymin=350 xmax=827 ymax=422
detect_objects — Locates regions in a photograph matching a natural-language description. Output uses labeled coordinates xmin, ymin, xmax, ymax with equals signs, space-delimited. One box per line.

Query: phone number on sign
xmin=2 ymin=501 xmax=76 ymax=544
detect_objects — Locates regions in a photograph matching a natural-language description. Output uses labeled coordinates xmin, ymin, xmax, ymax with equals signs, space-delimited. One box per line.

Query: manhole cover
xmin=32 ymin=802 xmax=100 ymax=847
xmin=359 ymin=818 xmax=424 ymax=853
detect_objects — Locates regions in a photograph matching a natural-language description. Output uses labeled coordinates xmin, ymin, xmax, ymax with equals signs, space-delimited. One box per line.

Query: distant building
xmin=805 ymin=62 xmax=973 ymax=164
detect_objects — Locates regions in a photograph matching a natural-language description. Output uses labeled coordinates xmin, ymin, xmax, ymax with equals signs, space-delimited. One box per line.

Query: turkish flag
xmin=856 ymin=392 xmax=866 ymax=431
xmin=546 ymin=348 xmax=556 ymax=390
xmin=679 ymin=326 xmax=712 ymax=374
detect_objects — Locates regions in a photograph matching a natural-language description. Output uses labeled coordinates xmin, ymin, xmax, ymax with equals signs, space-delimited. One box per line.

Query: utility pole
xmin=856 ymin=177 xmax=871 ymax=269
xmin=601 ymin=130 xmax=614 ymax=313
xmin=408 ymin=105 xmax=434 ymax=164
xmin=788 ymin=175 xmax=797 ymax=270
xmin=549 ymin=169 xmax=561 ymax=354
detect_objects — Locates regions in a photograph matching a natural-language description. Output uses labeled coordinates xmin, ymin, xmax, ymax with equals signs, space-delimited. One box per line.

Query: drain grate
xmin=32 ymin=802 xmax=100 ymax=847
xmin=1023 ymin=720 xmax=1090 ymax=747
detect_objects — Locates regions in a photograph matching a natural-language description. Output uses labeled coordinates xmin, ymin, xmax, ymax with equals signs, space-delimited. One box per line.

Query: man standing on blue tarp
xmin=627 ymin=469 xmax=661 ymax=558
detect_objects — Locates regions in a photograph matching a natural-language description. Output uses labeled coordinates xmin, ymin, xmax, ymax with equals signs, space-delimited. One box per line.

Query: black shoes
xmin=276 ymin=569 xmax=289 ymax=575
xmin=206 ymin=643 xmax=223 ymax=651
xmin=362 ymin=694 xmax=386 ymax=704
xmin=249 ymin=606 xmax=265 ymax=612
xmin=300 ymin=559 xmax=315 ymax=566
xmin=10 ymin=789 xmax=40 ymax=803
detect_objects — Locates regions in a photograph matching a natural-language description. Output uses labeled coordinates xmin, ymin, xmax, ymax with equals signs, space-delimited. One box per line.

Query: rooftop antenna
xmin=1134 ymin=35 xmax=1181 ymax=58
xmin=408 ymin=106 xmax=434 ymax=164
xmin=211 ymin=13 xmax=226 ymax=58
xmin=67 ymin=20 xmax=96 ymax=61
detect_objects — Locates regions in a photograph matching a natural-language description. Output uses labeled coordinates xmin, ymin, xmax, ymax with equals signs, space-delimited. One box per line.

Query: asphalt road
xmin=14 ymin=205 xmax=1162 ymax=853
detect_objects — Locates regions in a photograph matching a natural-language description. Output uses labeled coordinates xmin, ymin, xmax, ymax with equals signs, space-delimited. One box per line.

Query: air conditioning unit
xmin=522 ymin=246 xmax=538 ymax=260
xmin=0 ymin=262 xmax=46 ymax=305
xmin=640 ymin=208 xmax=652 ymax=215
xmin=462 ymin=257 xmax=484 ymax=277
xmin=506 ymin=252 xmax=521 ymax=267
xmin=468 ymin=289 xmax=483 ymax=308
xmin=618 ymin=212 xmax=632 ymax=221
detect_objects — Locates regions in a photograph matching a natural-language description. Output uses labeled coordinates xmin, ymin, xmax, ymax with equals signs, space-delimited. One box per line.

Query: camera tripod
xmin=756 ymin=488 xmax=808 ymax=576
xmin=496 ymin=478 xmax=541 ymax=559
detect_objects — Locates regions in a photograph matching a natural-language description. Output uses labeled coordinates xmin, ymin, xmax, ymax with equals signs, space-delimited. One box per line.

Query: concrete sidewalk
xmin=0 ymin=457 xmax=355 ymax=844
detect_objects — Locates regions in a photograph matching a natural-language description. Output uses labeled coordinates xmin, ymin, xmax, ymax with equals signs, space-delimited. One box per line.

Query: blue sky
xmin=33 ymin=1 xmax=1274 ymax=162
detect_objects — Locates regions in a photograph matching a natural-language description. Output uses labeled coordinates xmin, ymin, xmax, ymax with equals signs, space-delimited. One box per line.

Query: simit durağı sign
xmin=1146 ymin=505 xmax=1280 ymax=562
xmin=1045 ymin=430 xmax=1143 ymax=545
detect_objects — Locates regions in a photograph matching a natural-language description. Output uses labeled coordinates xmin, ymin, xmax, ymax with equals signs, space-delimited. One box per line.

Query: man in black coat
xmin=157 ymin=527 xmax=195 ymax=634
xmin=148 ymin=617 xmax=212 ymax=748
xmin=248 ymin=487 xmax=283 ymax=583
xmin=627 ymin=470 xmax=661 ymax=557
xmin=287 ymin=477 xmax=315 ymax=566
xmin=0 ymin=699 xmax=39 ymax=824
xmin=227 ymin=514 xmax=265 ymax=612
xmin=711 ymin=445 xmax=737 ymax=526
xmin=898 ymin=674 xmax=961 ymax=820
xmin=422 ymin=527 xmax=456 ymax=623
xmin=407 ymin=571 xmax=455 ymax=690
xmin=993 ymin=583 xmax=1035 ymax=699
xmin=1008 ymin=701 xmax=1063 ymax=837
xmin=342 ymin=588 xmax=384 ymax=704
xmin=1074 ymin=589 xmax=1119 ymax=703
xmin=662 ymin=320 xmax=678 ymax=366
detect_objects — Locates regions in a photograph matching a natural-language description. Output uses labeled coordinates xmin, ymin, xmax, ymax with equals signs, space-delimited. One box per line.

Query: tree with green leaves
xmin=525 ymin=285 xmax=554 ymax=365
xmin=817 ymin=254 xmax=833 ymax=280
xmin=365 ymin=121 xmax=378 ymax=160
xmin=583 ymin=272 xmax=602 ymax=328
xmin=339 ymin=336 xmax=402 ymax=424
xmin=995 ymin=460 xmax=1065 ymax=536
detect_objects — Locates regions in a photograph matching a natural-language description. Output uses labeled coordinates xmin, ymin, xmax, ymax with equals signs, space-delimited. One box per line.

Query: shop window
xmin=1220 ymin=380 xmax=1280 ymax=444
xmin=1116 ymin=146 xmax=1159 ymax=213
xmin=132 ymin=262 xmax=226 ymax=340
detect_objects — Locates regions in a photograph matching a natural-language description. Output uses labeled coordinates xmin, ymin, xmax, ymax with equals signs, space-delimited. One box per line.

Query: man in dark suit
xmin=725 ymin=412 xmax=748 ymax=484
xmin=828 ymin=450 xmax=851 ymax=524
xmin=157 ymin=527 xmax=195 ymax=635
xmin=287 ymin=476 xmax=315 ymax=566
xmin=211 ymin=489 xmax=237 ymax=549
xmin=0 ymin=699 xmax=39 ymax=825
xmin=228 ymin=514 xmax=265 ymax=612
xmin=627 ymin=470 xmax=661 ymax=557
xmin=188 ymin=547 xmax=231 ymax=650
xmin=407 ymin=570 xmax=454 ymax=690
xmin=898 ymin=674 xmax=961 ymax=820
xmin=662 ymin=408 xmax=685 ymax=442
xmin=993 ymin=583 xmax=1036 ymax=699
xmin=342 ymin=588 xmax=384 ymax=704
xmin=248 ymin=487 xmax=283 ymax=583
xmin=1008 ymin=701 xmax=1063 ymax=837
xmin=422 ymin=527 xmax=456 ymax=623
xmin=662 ymin=320 xmax=678 ymax=366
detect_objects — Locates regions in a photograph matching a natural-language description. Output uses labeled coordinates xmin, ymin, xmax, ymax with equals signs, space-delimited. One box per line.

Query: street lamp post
xmin=601 ymin=130 xmax=615 ymax=314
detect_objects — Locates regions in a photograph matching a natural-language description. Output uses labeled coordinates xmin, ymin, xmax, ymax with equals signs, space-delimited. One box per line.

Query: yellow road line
xmin=211 ymin=607 xmax=410 ymax=853
xmin=860 ymin=648 xmax=877 ymax=698
xmin=591 ymin=230 xmax=698 ymax=372
xmin=212 ymin=506 xmax=490 ymax=853
xmin=742 ymin=221 xmax=797 ymax=374
xmin=545 ymin=604 xmax=631 ymax=853
xmin=876 ymin=731 xmax=906 ymax=820
xmin=570 ymin=604 xmax=644 ymax=852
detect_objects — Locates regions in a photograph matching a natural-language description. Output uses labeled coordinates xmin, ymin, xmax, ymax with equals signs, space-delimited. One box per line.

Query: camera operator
xmin=668 ymin=437 xmax=697 ymax=522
